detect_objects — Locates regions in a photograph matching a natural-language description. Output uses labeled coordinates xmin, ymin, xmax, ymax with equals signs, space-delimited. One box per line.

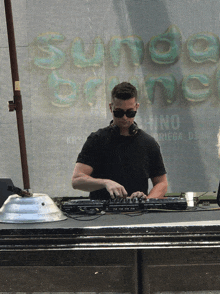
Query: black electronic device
xmin=0 ymin=178 xmax=14 ymax=207
xmin=217 ymin=181 xmax=220 ymax=207
xmin=61 ymin=197 xmax=187 ymax=214
xmin=109 ymin=120 xmax=139 ymax=136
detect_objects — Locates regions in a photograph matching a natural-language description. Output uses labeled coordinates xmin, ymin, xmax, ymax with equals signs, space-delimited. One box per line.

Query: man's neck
xmin=110 ymin=121 xmax=131 ymax=136
xmin=120 ymin=127 xmax=130 ymax=136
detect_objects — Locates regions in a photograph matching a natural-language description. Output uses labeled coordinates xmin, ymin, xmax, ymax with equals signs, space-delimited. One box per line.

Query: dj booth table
xmin=1 ymin=202 xmax=220 ymax=293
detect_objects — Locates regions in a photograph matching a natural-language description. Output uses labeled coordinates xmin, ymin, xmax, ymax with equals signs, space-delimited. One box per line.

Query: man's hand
xmin=104 ymin=179 xmax=128 ymax=199
xmin=128 ymin=191 xmax=147 ymax=199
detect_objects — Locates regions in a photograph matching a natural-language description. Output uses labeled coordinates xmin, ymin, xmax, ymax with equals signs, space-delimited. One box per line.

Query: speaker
xmin=0 ymin=178 xmax=14 ymax=207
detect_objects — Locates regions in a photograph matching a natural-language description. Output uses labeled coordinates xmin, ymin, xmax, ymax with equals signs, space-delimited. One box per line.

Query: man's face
xmin=109 ymin=97 xmax=139 ymax=129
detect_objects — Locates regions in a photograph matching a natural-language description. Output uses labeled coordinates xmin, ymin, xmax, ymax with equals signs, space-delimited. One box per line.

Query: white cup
xmin=185 ymin=192 xmax=194 ymax=207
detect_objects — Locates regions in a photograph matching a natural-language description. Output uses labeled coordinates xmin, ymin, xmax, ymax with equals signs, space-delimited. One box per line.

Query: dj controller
xmin=61 ymin=197 xmax=187 ymax=214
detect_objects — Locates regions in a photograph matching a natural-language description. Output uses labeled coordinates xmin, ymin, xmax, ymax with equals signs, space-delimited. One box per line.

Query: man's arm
xmin=129 ymin=174 xmax=167 ymax=199
xmin=147 ymin=174 xmax=168 ymax=199
xmin=72 ymin=162 xmax=127 ymax=198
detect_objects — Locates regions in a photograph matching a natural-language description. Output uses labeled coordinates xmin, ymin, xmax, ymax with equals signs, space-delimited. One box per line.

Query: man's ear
xmin=109 ymin=102 xmax=113 ymax=112
xmin=136 ymin=103 xmax=140 ymax=110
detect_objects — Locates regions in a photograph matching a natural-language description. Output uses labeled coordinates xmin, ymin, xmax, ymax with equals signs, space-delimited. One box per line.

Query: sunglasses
xmin=113 ymin=109 xmax=137 ymax=118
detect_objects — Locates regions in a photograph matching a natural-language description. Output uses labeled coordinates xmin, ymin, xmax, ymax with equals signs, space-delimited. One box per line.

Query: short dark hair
xmin=111 ymin=82 xmax=137 ymax=101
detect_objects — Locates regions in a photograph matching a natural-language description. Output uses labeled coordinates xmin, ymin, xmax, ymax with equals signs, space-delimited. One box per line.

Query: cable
xmin=63 ymin=204 xmax=220 ymax=220
xmin=63 ymin=212 xmax=103 ymax=221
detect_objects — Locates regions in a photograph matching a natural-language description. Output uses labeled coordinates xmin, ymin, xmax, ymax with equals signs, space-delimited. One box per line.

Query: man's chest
xmin=101 ymin=138 xmax=151 ymax=167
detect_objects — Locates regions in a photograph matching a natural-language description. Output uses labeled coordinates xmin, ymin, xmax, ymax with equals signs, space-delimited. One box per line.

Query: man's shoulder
xmin=138 ymin=129 xmax=158 ymax=144
xmin=86 ymin=126 xmax=112 ymax=146
xmin=89 ymin=125 xmax=111 ymax=138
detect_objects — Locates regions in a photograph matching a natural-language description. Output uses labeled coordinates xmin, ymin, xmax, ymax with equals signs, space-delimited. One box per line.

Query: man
xmin=72 ymin=82 xmax=168 ymax=199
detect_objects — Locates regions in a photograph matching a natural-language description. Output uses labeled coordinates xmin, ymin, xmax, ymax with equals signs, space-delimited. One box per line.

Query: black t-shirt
xmin=76 ymin=125 xmax=166 ymax=199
